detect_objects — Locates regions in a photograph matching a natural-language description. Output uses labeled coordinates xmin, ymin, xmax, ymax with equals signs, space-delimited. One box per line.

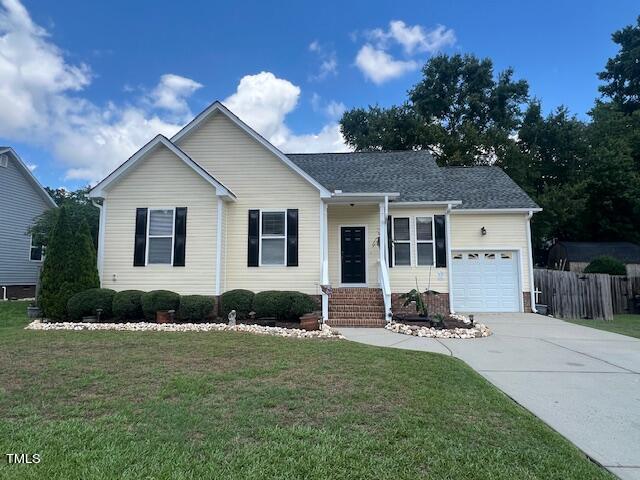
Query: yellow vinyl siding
xmin=327 ymin=205 xmax=379 ymax=287
xmin=388 ymin=207 xmax=448 ymax=293
xmin=177 ymin=112 xmax=322 ymax=295
xmin=102 ymin=144 xmax=218 ymax=294
xmin=449 ymin=213 xmax=531 ymax=291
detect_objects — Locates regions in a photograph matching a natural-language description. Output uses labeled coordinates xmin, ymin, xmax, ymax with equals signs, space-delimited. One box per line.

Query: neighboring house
xmin=0 ymin=147 xmax=57 ymax=299
xmin=547 ymin=241 xmax=640 ymax=276
xmin=88 ymin=102 xmax=540 ymax=326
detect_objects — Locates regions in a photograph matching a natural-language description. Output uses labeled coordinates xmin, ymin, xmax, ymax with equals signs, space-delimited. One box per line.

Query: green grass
xmin=0 ymin=301 xmax=611 ymax=479
xmin=565 ymin=314 xmax=640 ymax=339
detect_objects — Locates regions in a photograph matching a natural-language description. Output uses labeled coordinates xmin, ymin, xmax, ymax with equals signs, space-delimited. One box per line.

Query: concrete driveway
xmin=339 ymin=314 xmax=640 ymax=480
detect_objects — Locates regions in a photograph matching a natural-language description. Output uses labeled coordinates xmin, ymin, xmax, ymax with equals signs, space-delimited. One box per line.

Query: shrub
xmin=584 ymin=256 xmax=626 ymax=275
xmin=141 ymin=290 xmax=180 ymax=320
xmin=220 ymin=289 xmax=255 ymax=320
xmin=178 ymin=295 xmax=216 ymax=322
xmin=253 ymin=291 xmax=316 ymax=320
xmin=39 ymin=207 xmax=100 ymax=320
xmin=112 ymin=290 xmax=144 ymax=321
xmin=67 ymin=288 xmax=116 ymax=321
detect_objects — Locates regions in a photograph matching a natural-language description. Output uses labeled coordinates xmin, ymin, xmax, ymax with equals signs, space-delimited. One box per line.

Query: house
xmin=0 ymin=147 xmax=57 ymax=299
xmin=88 ymin=101 xmax=540 ymax=326
xmin=547 ymin=241 xmax=640 ymax=276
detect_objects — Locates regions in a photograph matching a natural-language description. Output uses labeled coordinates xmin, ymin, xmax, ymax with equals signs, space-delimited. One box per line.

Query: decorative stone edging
xmin=25 ymin=320 xmax=345 ymax=339
xmin=385 ymin=321 xmax=491 ymax=339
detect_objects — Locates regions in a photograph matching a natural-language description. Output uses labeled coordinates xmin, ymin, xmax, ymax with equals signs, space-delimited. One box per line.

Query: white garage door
xmin=451 ymin=251 xmax=520 ymax=312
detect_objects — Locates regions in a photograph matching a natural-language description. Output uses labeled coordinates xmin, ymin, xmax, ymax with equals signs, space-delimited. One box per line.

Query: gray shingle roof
xmin=287 ymin=151 xmax=539 ymax=209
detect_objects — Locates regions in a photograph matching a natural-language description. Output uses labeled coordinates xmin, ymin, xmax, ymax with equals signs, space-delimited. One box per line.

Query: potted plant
xmin=156 ymin=309 xmax=175 ymax=324
xmin=300 ymin=312 xmax=320 ymax=331
xmin=27 ymin=302 xmax=41 ymax=319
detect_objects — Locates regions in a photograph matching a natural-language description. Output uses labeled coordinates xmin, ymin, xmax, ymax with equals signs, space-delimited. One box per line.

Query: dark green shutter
xmin=286 ymin=209 xmax=298 ymax=266
xmin=248 ymin=209 xmax=259 ymax=267
xmin=434 ymin=215 xmax=447 ymax=268
xmin=173 ymin=207 xmax=187 ymax=266
xmin=387 ymin=215 xmax=393 ymax=268
xmin=133 ymin=208 xmax=148 ymax=266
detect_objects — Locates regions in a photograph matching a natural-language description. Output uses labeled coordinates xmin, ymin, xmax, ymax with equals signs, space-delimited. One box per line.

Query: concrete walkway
xmin=339 ymin=314 xmax=640 ymax=480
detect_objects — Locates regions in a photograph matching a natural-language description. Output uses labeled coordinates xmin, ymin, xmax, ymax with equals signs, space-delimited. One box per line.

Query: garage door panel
xmin=452 ymin=250 xmax=520 ymax=312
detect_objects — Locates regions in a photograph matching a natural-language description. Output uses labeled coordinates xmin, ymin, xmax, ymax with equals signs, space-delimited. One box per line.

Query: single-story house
xmin=547 ymin=241 xmax=640 ymax=276
xmin=88 ymin=101 xmax=541 ymax=326
xmin=0 ymin=147 xmax=57 ymax=299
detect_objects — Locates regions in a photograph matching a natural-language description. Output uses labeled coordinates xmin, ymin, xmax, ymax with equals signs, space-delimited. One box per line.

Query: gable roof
xmin=287 ymin=151 xmax=539 ymax=209
xmin=0 ymin=147 xmax=57 ymax=208
xmin=171 ymin=101 xmax=332 ymax=198
xmin=88 ymin=135 xmax=235 ymax=200
xmin=556 ymin=241 xmax=640 ymax=264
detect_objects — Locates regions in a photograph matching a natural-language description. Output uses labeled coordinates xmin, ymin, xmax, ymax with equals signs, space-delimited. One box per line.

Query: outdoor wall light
xmin=481 ymin=226 xmax=487 ymax=236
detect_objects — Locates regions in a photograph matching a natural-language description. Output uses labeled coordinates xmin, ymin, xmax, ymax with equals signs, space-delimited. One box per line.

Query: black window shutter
xmin=387 ymin=215 xmax=393 ymax=268
xmin=173 ymin=207 xmax=187 ymax=266
xmin=286 ymin=209 xmax=298 ymax=266
xmin=248 ymin=209 xmax=259 ymax=267
xmin=133 ymin=208 xmax=148 ymax=267
xmin=434 ymin=215 xmax=447 ymax=268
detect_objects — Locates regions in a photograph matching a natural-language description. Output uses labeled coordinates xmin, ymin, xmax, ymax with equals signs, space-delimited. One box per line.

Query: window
xmin=393 ymin=217 xmax=411 ymax=266
xmin=484 ymin=253 xmax=496 ymax=260
xmin=29 ymin=235 xmax=44 ymax=261
xmin=415 ymin=217 xmax=434 ymax=266
xmin=260 ymin=211 xmax=286 ymax=265
xmin=468 ymin=253 xmax=479 ymax=260
xmin=0 ymin=154 xmax=7 ymax=168
xmin=500 ymin=252 xmax=512 ymax=259
xmin=147 ymin=209 xmax=174 ymax=264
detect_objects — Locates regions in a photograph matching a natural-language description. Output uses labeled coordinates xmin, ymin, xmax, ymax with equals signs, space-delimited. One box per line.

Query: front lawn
xmin=0 ymin=301 xmax=610 ymax=479
xmin=565 ymin=314 xmax=640 ymax=339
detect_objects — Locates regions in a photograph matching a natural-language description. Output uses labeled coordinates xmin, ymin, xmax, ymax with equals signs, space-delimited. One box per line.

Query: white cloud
xmin=311 ymin=93 xmax=345 ymax=119
xmin=0 ymin=1 xmax=348 ymax=184
xmin=355 ymin=20 xmax=455 ymax=84
xmin=355 ymin=44 xmax=418 ymax=84
xmin=150 ymin=74 xmax=202 ymax=114
xmin=224 ymin=72 xmax=349 ymax=153
xmin=308 ymin=40 xmax=337 ymax=81
xmin=27 ymin=163 xmax=36 ymax=171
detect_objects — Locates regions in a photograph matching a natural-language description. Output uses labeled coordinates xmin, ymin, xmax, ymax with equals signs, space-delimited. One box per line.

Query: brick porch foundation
xmin=391 ymin=292 xmax=450 ymax=316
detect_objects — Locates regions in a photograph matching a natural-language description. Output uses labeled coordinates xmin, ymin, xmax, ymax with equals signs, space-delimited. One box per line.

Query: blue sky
xmin=1 ymin=0 xmax=637 ymax=189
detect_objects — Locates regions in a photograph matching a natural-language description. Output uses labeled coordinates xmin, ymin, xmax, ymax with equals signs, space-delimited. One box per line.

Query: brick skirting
xmin=391 ymin=292 xmax=450 ymax=316
xmin=1 ymin=284 xmax=36 ymax=300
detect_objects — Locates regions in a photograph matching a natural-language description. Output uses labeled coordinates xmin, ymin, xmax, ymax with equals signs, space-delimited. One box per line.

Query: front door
xmin=341 ymin=226 xmax=366 ymax=284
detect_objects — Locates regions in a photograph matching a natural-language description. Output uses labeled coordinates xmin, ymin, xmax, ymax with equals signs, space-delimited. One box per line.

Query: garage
xmin=451 ymin=251 xmax=521 ymax=312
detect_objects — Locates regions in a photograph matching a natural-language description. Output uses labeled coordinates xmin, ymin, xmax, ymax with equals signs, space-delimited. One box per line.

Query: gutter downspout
xmin=526 ymin=210 xmax=537 ymax=313
xmin=92 ymin=199 xmax=105 ymax=285
xmin=215 ymin=198 xmax=224 ymax=296
xmin=320 ymin=201 xmax=329 ymax=322
xmin=445 ymin=203 xmax=455 ymax=314
xmin=1 ymin=286 xmax=6 ymax=301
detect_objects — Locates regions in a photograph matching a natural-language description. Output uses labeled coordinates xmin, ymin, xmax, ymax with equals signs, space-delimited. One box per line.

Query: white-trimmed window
xmin=415 ymin=216 xmax=435 ymax=266
xmin=29 ymin=235 xmax=44 ymax=262
xmin=392 ymin=217 xmax=411 ymax=266
xmin=147 ymin=208 xmax=174 ymax=264
xmin=260 ymin=210 xmax=286 ymax=266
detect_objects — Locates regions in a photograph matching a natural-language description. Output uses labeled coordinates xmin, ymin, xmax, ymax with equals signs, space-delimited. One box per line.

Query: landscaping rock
xmin=25 ymin=319 xmax=344 ymax=340
xmin=385 ymin=320 xmax=491 ymax=339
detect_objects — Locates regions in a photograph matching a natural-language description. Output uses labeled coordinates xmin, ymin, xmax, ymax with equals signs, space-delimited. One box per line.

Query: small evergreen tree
xmin=39 ymin=206 xmax=100 ymax=320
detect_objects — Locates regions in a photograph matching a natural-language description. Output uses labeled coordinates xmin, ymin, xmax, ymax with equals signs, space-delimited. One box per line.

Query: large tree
xmin=341 ymin=54 xmax=529 ymax=166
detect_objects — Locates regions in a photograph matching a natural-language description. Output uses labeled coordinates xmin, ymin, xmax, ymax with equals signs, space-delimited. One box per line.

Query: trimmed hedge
xmin=584 ymin=256 xmax=626 ymax=275
xmin=179 ymin=295 xmax=216 ymax=322
xmin=141 ymin=290 xmax=180 ymax=320
xmin=253 ymin=291 xmax=316 ymax=320
xmin=220 ymin=289 xmax=255 ymax=320
xmin=67 ymin=288 xmax=116 ymax=321
xmin=112 ymin=290 xmax=144 ymax=321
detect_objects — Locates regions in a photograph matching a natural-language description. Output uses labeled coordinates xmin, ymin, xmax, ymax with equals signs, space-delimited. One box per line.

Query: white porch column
xmin=445 ymin=203 xmax=455 ymax=313
xmin=214 ymin=197 xmax=224 ymax=296
xmin=320 ymin=201 xmax=329 ymax=321
xmin=378 ymin=197 xmax=391 ymax=321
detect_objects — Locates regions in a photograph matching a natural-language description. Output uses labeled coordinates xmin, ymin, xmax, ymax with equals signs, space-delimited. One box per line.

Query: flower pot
xmin=300 ymin=313 xmax=320 ymax=331
xmin=27 ymin=306 xmax=41 ymax=319
xmin=156 ymin=310 xmax=174 ymax=324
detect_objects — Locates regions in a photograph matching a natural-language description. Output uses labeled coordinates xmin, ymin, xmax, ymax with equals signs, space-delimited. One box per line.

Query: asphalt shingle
xmin=287 ymin=151 xmax=539 ymax=209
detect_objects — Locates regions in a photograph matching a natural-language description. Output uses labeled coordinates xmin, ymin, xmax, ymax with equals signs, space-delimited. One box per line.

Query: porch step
xmin=327 ymin=287 xmax=387 ymax=327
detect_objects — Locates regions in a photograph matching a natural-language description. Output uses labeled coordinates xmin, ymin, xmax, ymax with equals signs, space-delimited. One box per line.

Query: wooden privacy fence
xmin=534 ymin=269 xmax=613 ymax=320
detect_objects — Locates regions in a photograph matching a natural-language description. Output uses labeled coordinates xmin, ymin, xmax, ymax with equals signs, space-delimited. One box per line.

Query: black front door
xmin=341 ymin=227 xmax=366 ymax=284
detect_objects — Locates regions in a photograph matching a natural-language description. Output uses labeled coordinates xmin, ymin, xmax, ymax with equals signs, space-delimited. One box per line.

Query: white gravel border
xmin=25 ymin=320 xmax=344 ymax=339
xmin=386 ymin=321 xmax=491 ymax=339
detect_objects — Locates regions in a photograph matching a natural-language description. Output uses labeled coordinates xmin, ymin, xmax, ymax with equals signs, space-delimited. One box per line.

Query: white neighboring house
xmin=0 ymin=148 xmax=57 ymax=300
xmin=88 ymin=101 xmax=541 ymax=326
